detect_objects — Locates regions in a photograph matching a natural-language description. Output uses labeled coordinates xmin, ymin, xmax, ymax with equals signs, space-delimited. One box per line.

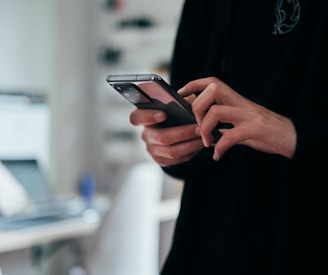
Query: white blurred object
xmin=89 ymin=161 xmax=164 ymax=275
xmin=0 ymin=162 xmax=28 ymax=217
xmin=0 ymin=96 xmax=50 ymax=170
xmin=69 ymin=266 xmax=86 ymax=275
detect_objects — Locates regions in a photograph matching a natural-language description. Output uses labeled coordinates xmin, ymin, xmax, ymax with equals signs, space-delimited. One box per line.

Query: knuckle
xmin=156 ymin=132 xmax=171 ymax=145
xmin=192 ymin=103 xmax=202 ymax=114
xmin=208 ymin=104 xmax=220 ymax=116
xmin=165 ymin=147 xmax=179 ymax=159
xmin=129 ymin=115 xmax=137 ymax=125
xmin=207 ymin=76 xmax=217 ymax=83
xmin=208 ymin=83 xmax=219 ymax=95
xmin=145 ymin=143 xmax=154 ymax=155
xmin=141 ymin=127 xmax=162 ymax=144
xmin=141 ymin=130 xmax=149 ymax=142
xmin=221 ymin=129 xmax=238 ymax=145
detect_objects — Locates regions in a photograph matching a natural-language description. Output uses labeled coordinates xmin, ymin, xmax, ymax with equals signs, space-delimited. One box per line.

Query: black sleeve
xmin=164 ymin=0 xmax=226 ymax=179
xmin=162 ymin=147 xmax=214 ymax=180
xmin=170 ymin=0 xmax=224 ymax=90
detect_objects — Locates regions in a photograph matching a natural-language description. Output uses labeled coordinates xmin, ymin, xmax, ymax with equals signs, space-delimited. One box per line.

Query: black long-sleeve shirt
xmin=161 ymin=1 xmax=328 ymax=274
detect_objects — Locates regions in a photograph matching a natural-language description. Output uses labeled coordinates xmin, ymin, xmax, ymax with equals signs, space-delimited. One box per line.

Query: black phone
xmin=106 ymin=73 xmax=221 ymax=141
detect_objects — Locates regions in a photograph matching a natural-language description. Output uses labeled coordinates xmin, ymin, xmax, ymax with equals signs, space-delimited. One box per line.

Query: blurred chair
xmin=89 ymin=161 xmax=164 ymax=275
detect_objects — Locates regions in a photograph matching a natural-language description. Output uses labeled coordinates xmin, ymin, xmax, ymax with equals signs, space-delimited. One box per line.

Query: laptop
xmin=0 ymin=159 xmax=85 ymax=229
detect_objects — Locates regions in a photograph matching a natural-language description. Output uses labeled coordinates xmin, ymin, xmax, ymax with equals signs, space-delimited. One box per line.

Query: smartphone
xmin=106 ymin=73 xmax=221 ymax=141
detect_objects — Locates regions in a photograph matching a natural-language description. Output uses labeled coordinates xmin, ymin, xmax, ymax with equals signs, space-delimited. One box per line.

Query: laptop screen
xmin=0 ymin=159 xmax=52 ymax=204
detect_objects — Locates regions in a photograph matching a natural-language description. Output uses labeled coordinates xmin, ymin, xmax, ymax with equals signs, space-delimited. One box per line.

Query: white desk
xmin=0 ymin=213 xmax=101 ymax=253
xmin=0 ymin=199 xmax=110 ymax=275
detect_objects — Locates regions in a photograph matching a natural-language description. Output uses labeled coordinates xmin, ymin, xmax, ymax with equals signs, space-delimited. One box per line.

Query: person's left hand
xmin=178 ymin=77 xmax=297 ymax=161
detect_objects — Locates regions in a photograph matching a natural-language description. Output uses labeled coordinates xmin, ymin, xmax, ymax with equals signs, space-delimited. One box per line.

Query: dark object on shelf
xmin=99 ymin=47 xmax=122 ymax=64
xmin=118 ymin=16 xmax=155 ymax=29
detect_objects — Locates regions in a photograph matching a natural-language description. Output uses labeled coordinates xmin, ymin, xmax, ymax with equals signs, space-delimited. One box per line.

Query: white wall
xmin=0 ymin=1 xmax=104 ymax=195
xmin=0 ymin=0 xmax=56 ymax=92
xmin=50 ymin=0 xmax=99 ymax=194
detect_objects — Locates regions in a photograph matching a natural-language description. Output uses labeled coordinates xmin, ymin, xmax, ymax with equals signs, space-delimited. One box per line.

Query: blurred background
xmin=0 ymin=0 xmax=184 ymax=274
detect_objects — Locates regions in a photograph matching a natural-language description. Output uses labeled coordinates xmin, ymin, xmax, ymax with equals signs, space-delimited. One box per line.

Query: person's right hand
xmin=130 ymin=109 xmax=204 ymax=167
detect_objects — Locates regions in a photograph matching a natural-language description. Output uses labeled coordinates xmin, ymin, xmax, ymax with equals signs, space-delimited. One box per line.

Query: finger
xmin=184 ymin=94 xmax=197 ymax=104
xmin=146 ymin=138 xmax=203 ymax=159
xmin=130 ymin=108 xmax=167 ymax=126
xmin=198 ymin=105 xmax=240 ymax=146
xmin=178 ymin=77 xmax=222 ymax=96
xmin=192 ymin=83 xmax=224 ymax=124
xmin=181 ymin=78 xmax=255 ymax=110
xmin=212 ymin=125 xmax=249 ymax=161
xmin=152 ymin=151 xmax=200 ymax=167
xmin=141 ymin=124 xmax=200 ymax=145
xmin=146 ymin=139 xmax=203 ymax=166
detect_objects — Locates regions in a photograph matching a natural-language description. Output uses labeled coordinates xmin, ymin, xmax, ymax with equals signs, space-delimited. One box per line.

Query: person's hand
xmin=178 ymin=77 xmax=297 ymax=161
xmin=130 ymin=109 xmax=204 ymax=166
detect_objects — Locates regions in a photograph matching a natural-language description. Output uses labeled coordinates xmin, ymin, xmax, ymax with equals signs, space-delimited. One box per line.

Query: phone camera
xmin=122 ymin=89 xmax=141 ymax=104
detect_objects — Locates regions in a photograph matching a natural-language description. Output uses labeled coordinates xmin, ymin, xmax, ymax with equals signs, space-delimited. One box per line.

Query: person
xmin=130 ymin=1 xmax=328 ymax=274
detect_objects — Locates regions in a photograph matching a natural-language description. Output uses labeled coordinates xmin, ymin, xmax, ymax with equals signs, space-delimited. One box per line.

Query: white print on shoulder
xmin=273 ymin=0 xmax=301 ymax=35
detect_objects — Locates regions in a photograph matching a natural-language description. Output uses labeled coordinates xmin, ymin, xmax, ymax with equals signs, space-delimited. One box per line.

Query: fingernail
xmin=154 ymin=112 xmax=165 ymax=122
xmin=213 ymin=152 xmax=220 ymax=161
xmin=203 ymin=137 xmax=211 ymax=148
xmin=177 ymin=88 xmax=184 ymax=94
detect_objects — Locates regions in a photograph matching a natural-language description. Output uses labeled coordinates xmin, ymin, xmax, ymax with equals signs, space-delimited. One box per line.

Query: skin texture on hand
xmin=130 ymin=109 xmax=204 ymax=167
xmin=129 ymin=77 xmax=297 ymax=166
xmin=178 ymin=77 xmax=297 ymax=161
